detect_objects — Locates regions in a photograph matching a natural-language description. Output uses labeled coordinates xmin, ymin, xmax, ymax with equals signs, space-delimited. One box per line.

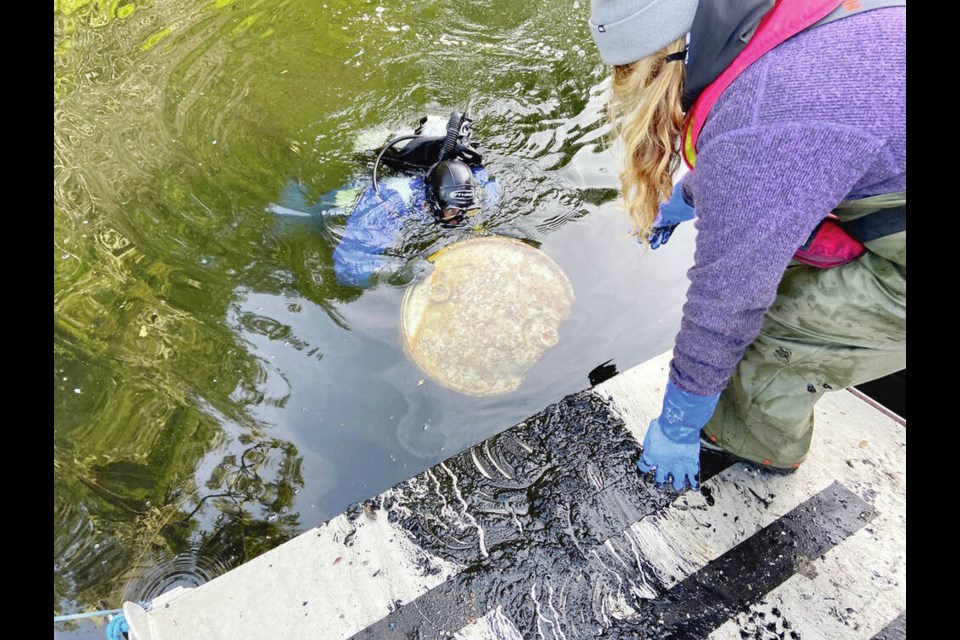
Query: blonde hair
xmin=607 ymin=37 xmax=688 ymax=244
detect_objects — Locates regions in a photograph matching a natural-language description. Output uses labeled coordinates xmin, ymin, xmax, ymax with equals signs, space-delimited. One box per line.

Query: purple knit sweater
xmin=672 ymin=7 xmax=906 ymax=397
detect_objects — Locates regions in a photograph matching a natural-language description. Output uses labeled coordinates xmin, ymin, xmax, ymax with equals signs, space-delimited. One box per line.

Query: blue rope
xmin=105 ymin=612 xmax=130 ymax=640
xmin=53 ymin=608 xmax=122 ymax=622
xmin=53 ymin=608 xmax=131 ymax=640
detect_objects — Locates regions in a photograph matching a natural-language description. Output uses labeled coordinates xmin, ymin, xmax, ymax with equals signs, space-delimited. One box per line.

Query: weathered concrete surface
xmin=123 ymin=351 xmax=905 ymax=640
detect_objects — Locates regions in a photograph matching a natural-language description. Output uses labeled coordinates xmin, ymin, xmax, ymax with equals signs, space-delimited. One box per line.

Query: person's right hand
xmin=648 ymin=181 xmax=695 ymax=249
xmin=637 ymin=417 xmax=701 ymax=491
xmin=637 ymin=380 xmax=720 ymax=492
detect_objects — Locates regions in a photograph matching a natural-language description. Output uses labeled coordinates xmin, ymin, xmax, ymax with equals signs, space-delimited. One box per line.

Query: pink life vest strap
xmin=679 ymin=0 xmax=905 ymax=268
xmin=682 ymin=0 xmax=842 ymax=170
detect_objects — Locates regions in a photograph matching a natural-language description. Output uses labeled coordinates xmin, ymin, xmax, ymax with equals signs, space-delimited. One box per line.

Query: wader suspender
xmin=839 ymin=204 xmax=906 ymax=243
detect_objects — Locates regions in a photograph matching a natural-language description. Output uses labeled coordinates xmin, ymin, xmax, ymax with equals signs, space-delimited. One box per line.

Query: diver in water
xmin=271 ymin=106 xmax=500 ymax=288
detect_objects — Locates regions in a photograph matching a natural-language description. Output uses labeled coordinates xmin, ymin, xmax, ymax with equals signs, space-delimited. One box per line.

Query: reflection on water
xmin=54 ymin=0 xmax=693 ymax=635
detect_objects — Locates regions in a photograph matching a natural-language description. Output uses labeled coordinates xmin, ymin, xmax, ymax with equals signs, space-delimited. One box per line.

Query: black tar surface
xmin=340 ymin=390 xmax=878 ymax=640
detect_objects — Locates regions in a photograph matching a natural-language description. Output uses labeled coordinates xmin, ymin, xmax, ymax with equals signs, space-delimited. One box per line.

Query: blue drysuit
xmin=330 ymin=166 xmax=499 ymax=287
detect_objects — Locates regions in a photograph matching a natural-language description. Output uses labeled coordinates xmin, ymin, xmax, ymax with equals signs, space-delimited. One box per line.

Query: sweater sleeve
xmin=670 ymin=122 xmax=888 ymax=396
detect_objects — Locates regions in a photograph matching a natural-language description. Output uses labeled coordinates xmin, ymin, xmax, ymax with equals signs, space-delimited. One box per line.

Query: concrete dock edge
xmin=123 ymin=350 xmax=906 ymax=640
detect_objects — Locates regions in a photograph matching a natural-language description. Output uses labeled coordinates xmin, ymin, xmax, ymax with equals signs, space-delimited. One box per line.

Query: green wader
xmin=701 ymin=192 xmax=906 ymax=469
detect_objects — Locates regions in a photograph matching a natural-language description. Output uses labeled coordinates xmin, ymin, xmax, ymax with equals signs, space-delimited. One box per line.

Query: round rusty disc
xmin=401 ymin=236 xmax=575 ymax=397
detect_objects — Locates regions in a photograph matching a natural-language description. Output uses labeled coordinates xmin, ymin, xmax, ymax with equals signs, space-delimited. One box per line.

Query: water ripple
xmin=122 ymin=551 xmax=233 ymax=603
xmin=54 ymin=0 xmax=623 ymax=627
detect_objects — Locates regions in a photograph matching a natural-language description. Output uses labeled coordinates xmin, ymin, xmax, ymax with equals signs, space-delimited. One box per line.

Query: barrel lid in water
xmin=400 ymin=236 xmax=575 ymax=396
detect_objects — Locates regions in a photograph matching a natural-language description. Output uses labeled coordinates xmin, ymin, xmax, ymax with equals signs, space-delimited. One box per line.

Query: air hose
xmin=371 ymin=134 xmax=419 ymax=196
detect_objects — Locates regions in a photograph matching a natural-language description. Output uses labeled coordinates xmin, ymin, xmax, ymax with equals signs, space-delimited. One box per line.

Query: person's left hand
xmin=648 ymin=181 xmax=695 ymax=249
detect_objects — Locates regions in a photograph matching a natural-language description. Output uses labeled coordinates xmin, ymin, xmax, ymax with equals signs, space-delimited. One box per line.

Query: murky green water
xmin=54 ymin=0 xmax=695 ymax=635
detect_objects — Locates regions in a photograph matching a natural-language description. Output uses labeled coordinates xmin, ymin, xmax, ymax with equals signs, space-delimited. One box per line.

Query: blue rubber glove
xmin=648 ymin=181 xmax=695 ymax=249
xmin=638 ymin=380 xmax=720 ymax=491
xmin=473 ymin=167 xmax=501 ymax=208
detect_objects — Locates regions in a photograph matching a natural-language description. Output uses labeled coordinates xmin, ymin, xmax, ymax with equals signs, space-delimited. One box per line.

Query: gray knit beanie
xmin=589 ymin=0 xmax=699 ymax=66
